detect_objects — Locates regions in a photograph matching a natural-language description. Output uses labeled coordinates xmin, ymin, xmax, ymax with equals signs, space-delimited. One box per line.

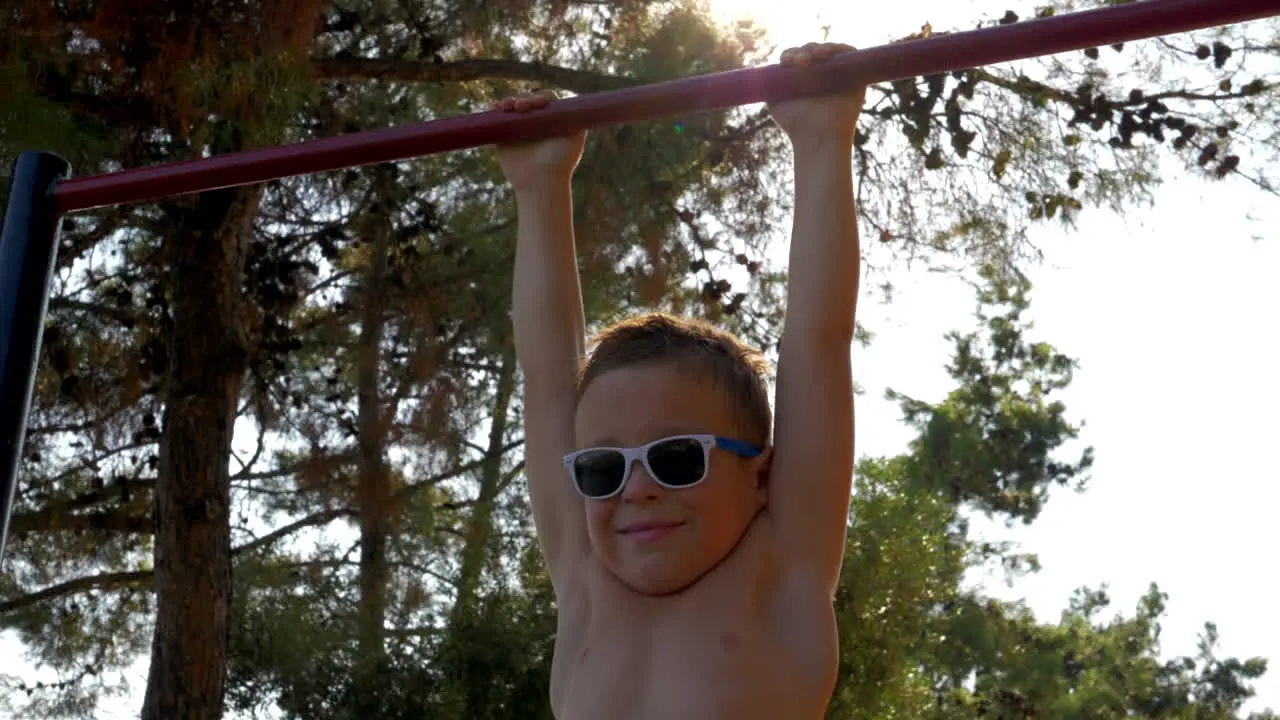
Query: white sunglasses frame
xmin=562 ymin=433 xmax=763 ymax=500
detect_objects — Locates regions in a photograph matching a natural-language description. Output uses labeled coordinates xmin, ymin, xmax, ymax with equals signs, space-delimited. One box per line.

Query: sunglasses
xmin=563 ymin=434 xmax=764 ymax=500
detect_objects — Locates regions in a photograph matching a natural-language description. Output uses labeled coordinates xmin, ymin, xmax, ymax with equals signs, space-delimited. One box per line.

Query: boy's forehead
xmin=577 ymin=362 xmax=719 ymax=408
xmin=574 ymin=364 xmax=735 ymax=443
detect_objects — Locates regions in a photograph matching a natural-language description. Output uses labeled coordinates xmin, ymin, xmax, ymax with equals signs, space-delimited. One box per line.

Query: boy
xmin=494 ymin=42 xmax=862 ymax=719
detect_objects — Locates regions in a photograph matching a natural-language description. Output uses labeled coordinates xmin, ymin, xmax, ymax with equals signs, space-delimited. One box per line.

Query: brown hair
xmin=577 ymin=312 xmax=772 ymax=445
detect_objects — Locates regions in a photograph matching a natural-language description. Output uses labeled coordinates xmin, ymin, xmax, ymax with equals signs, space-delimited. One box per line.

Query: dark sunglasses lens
xmin=646 ymin=438 xmax=706 ymax=487
xmin=573 ymin=450 xmax=627 ymax=498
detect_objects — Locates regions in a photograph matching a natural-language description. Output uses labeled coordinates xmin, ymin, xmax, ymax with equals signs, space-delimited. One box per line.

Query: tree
xmin=826 ymin=269 xmax=1271 ymax=720
xmin=924 ymin=586 xmax=1273 ymax=720
xmin=3 ymin=2 xmax=326 ymax=718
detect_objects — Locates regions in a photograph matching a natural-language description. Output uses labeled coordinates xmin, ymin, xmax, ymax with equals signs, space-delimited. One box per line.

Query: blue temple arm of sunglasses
xmin=714 ymin=436 xmax=763 ymax=458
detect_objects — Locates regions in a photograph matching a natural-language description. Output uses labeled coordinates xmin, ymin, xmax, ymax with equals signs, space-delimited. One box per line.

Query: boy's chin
xmin=602 ymin=548 xmax=721 ymax=597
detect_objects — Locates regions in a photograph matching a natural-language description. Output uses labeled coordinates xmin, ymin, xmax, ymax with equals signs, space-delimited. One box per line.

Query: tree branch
xmin=231 ymin=508 xmax=358 ymax=557
xmin=9 ymin=508 xmax=151 ymax=536
xmin=26 ymin=420 xmax=98 ymax=436
xmin=391 ymin=438 xmax=524 ymax=504
xmin=972 ymin=67 xmax=1265 ymax=111
xmin=4 ymin=509 xmax=355 ymax=615
xmin=497 ymin=461 xmax=527 ymax=494
xmin=48 ymin=298 xmax=138 ymax=324
xmin=0 ymin=571 xmax=149 ymax=615
xmin=16 ymin=478 xmax=154 ymax=519
xmin=231 ymin=450 xmax=358 ymax=482
xmin=1 ymin=444 xmax=532 ymax=615
xmin=313 ymin=57 xmax=639 ymax=95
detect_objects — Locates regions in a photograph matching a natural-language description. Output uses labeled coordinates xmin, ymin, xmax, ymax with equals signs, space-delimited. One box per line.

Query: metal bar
xmin=0 ymin=152 xmax=71 ymax=563
xmin=52 ymin=0 xmax=1280 ymax=213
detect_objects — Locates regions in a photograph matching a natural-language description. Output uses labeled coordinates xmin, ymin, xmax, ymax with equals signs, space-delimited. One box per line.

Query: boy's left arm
xmin=769 ymin=66 xmax=863 ymax=596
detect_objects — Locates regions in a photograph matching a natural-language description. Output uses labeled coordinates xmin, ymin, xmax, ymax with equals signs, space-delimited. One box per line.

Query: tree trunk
xmin=355 ymin=211 xmax=392 ymax=672
xmin=440 ymin=344 xmax=517 ymax=717
xmin=451 ymin=345 xmax=517 ymax=617
xmin=141 ymin=185 xmax=258 ymax=720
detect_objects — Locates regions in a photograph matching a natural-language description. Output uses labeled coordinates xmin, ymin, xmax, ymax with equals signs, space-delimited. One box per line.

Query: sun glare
xmin=707 ymin=0 xmax=1000 ymax=59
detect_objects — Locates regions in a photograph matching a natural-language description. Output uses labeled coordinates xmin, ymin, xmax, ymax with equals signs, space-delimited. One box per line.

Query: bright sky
xmin=707 ymin=0 xmax=1279 ymax=712
xmin=4 ymin=1 xmax=1278 ymax=717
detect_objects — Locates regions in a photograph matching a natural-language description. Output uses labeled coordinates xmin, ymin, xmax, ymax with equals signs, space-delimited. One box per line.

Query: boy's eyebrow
xmin=577 ymin=434 xmax=622 ymax=448
xmin=652 ymin=428 xmax=702 ymax=440
xmin=579 ymin=428 xmax=701 ymax=449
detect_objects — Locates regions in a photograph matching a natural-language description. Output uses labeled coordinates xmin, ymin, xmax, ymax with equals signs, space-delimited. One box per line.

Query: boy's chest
xmin=551 ymin=529 xmax=836 ymax=719
xmin=562 ymin=620 xmax=790 ymax=720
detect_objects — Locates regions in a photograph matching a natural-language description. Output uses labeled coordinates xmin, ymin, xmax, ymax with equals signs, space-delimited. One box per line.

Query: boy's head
xmin=571 ymin=312 xmax=773 ymax=595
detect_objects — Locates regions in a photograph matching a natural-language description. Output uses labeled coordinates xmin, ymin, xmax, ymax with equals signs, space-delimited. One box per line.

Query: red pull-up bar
xmin=3 ymin=0 xmax=1280 ymax=562
xmin=51 ymin=0 xmax=1280 ymax=214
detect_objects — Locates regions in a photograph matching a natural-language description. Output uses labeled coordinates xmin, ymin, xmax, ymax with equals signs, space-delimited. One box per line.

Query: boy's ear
xmin=753 ymin=446 xmax=774 ymax=495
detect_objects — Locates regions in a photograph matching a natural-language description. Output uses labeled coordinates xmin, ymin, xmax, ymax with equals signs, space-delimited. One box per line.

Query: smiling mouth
xmin=619 ymin=521 xmax=683 ymax=533
xmin=619 ymin=522 xmax=684 ymax=543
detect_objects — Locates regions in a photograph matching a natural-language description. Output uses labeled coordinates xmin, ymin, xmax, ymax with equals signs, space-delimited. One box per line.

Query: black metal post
xmin=0 ymin=151 xmax=71 ymax=563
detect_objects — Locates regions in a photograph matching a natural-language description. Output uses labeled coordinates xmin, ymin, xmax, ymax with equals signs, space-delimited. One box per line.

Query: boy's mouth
xmin=618 ymin=520 xmax=684 ymax=543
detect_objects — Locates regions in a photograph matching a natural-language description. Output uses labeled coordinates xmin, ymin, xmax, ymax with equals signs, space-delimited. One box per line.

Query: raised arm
xmin=766 ymin=44 xmax=865 ymax=596
xmin=494 ymin=92 xmax=591 ymax=591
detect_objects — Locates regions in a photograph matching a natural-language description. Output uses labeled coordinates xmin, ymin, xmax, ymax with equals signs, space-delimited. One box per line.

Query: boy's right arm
xmin=512 ymin=180 xmax=591 ymax=589
xmin=498 ymin=94 xmax=592 ymax=591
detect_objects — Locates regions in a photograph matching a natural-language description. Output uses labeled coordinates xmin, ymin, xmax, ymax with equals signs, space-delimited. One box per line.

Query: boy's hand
xmin=767 ymin=43 xmax=866 ymax=147
xmin=491 ymin=90 xmax=587 ymax=191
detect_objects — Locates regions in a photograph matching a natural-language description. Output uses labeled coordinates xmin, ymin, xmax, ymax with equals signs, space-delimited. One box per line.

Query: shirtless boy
xmin=494 ymin=42 xmax=863 ymax=720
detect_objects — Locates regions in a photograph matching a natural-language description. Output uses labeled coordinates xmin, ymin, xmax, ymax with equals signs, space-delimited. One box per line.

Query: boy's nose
xmin=620 ymin=461 xmax=662 ymax=503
